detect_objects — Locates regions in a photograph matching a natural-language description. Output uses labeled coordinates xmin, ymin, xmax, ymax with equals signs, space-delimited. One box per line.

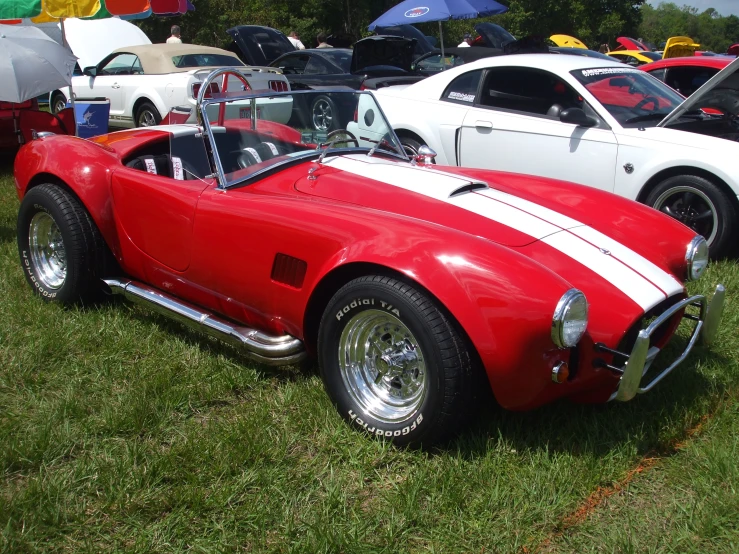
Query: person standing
xmin=288 ymin=30 xmax=305 ymax=50
xmin=167 ymin=25 xmax=183 ymax=44
xmin=316 ymin=32 xmax=333 ymax=48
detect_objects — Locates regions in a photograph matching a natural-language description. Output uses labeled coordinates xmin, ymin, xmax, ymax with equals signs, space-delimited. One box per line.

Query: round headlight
xmin=551 ymin=289 xmax=588 ymax=349
xmin=686 ymin=235 xmax=709 ymax=281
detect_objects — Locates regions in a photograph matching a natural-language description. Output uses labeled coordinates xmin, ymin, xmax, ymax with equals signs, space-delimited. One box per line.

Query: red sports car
xmin=640 ymin=56 xmax=732 ymax=97
xmin=13 ymin=69 xmax=726 ymax=446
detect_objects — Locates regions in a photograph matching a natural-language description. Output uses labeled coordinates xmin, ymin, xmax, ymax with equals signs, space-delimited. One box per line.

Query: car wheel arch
xmin=637 ymin=166 xmax=738 ymax=213
xmin=132 ymin=96 xmax=163 ymax=123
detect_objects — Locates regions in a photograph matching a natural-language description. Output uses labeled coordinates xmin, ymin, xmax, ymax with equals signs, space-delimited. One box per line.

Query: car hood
xmin=663 ymin=36 xmax=700 ymax=59
xmin=350 ymin=36 xmax=416 ymax=74
xmin=226 ymin=25 xmax=295 ymax=66
xmin=615 ymin=37 xmax=649 ymax=52
xmin=659 ymin=56 xmax=739 ymax=127
xmin=296 ymin=155 xmax=685 ymax=311
xmin=550 ymin=34 xmax=587 ymax=49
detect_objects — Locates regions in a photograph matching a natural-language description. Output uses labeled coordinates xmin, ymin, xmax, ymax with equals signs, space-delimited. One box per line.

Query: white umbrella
xmin=0 ymin=24 xmax=76 ymax=103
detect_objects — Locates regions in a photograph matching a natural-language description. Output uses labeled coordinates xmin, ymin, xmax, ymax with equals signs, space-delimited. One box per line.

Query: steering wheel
xmin=634 ymin=96 xmax=660 ymax=111
xmin=324 ymin=129 xmax=359 ymax=148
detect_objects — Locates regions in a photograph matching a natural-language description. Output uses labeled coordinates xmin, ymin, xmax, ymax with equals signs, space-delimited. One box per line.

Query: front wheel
xmin=311 ymin=95 xmax=337 ymax=132
xmin=645 ymin=175 xmax=736 ymax=259
xmin=17 ymin=184 xmax=110 ymax=304
xmin=51 ymin=92 xmax=67 ymax=114
xmin=318 ymin=275 xmax=475 ymax=447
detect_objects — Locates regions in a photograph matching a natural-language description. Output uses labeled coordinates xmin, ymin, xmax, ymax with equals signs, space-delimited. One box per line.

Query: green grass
xmin=0 ymin=156 xmax=737 ymax=553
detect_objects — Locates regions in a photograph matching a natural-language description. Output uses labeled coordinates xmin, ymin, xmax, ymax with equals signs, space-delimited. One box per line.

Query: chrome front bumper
xmin=609 ymin=284 xmax=725 ymax=402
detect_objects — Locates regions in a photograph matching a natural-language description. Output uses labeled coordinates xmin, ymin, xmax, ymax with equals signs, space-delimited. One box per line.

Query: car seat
xmin=125 ymin=154 xmax=196 ymax=180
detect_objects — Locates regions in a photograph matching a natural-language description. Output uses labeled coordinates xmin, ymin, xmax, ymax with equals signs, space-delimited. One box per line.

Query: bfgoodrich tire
xmin=17 ymin=183 xmax=110 ymax=304
xmin=645 ymin=174 xmax=737 ymax=259
xmin=318 ymin=275 xmax=474 ymax=447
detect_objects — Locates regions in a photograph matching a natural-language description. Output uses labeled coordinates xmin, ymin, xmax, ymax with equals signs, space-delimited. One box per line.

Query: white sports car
xmin=373 ymin=54 xmax=739 ymax=258
xmin=50 ymin=44 xmax=291 ymax=128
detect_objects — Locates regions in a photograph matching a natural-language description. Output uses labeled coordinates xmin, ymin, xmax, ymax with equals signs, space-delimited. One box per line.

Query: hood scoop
xmin=449 ymin=181 xmax=488 ymax=197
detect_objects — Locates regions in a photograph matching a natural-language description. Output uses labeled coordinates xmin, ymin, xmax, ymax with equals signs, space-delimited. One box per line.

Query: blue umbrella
xmin=368 ymin=0 xmax=508 ymax=59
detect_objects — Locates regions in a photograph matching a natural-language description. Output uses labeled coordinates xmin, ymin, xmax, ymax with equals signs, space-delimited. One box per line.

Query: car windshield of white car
xmin=202 ymin=90 xmax=406 ymax=187
xmin=572 ymin=67 xmax=688 ymax=127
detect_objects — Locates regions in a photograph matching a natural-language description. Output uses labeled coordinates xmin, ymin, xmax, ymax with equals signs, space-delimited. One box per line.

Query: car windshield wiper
xmin=624 ymin=112 xmax=671 ymax=124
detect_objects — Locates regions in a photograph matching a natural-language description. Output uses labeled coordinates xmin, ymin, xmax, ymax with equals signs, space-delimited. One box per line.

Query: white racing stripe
xmin=327 ymin=155 xmax=684 ymax=311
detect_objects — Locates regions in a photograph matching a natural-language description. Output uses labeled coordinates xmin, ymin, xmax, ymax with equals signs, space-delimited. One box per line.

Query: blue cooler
xmin=71 ymin=97 xmax=110 ymax=138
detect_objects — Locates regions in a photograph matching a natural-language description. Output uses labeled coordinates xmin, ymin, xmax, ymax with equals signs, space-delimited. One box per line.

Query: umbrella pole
xmin=60 ymin=18 xmax=77 ymax=136
xmin=439 ymin=21 xmax=445 ymax=67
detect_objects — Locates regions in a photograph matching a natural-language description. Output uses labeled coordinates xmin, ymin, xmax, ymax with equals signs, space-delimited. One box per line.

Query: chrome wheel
xmin=53 ymin=97 xmax=67 ymax=114
xmin=138 ymin=109 xmax=158 ymax=127
xmin=312 ymin=98 xmax=333 ymax=131
xmin=653 ymin=186 xmax=719 ymax=245
xmin=338 ymin=310 xmax=427 ymax=424
xmin=29 ymin=212 xmax=66 ymax=289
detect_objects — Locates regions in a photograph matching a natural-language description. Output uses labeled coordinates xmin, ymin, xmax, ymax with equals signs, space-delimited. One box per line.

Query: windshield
xmin=202 ymin=90 xmax=406 ymax=186
xmin=572 ymin=67 xmax=686 ymax=127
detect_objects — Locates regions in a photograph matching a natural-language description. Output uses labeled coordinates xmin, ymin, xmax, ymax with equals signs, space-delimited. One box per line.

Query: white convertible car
xmin=373 ymin=54 xmax=739 ymax=258
xmin=50 ymin=44 xmax=291 ymax=128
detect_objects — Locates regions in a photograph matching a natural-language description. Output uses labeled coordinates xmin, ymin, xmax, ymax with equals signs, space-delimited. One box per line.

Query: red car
xmin=640 ymin=56 xmax=732 ymax=97
xmin=13 ymin=70 xmax=726 ymax=446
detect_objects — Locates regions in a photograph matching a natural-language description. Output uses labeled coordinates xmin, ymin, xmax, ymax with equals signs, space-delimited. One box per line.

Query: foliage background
xmin=136 ymin=1 xmax=739 ymax=53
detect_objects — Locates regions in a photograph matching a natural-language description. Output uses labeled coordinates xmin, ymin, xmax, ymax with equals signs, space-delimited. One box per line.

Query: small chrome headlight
xmin=686 ymin=235 xmax=709 ymax=281
xmin=551 ymin=289 xmax=588 ymax=349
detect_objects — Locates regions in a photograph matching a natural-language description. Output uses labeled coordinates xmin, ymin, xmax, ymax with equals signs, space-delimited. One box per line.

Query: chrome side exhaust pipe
xmin=103 ymin=278 xmax=306 ymax=366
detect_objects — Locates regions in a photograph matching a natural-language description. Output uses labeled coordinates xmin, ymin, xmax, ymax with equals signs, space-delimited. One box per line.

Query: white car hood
xmin=659 ymin=56 xmax=739 ymax=127
xmin=619 ymin=125 xmax=739 ymax=151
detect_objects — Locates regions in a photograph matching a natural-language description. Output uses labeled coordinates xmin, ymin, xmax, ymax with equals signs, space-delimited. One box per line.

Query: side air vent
xmin=271 ymin=254 xmax=308 ymax=289
xmin=448 ymin=181 xmax=489 ymax=198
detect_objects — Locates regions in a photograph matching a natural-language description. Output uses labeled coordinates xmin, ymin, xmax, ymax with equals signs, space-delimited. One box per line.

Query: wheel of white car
xmin=399 ymin=136 xmax=424 ymax=157
xmin=135 ymin=101 xmax=161 ymax=128
xmin=645 ymin=174 xmax=737 ymax=259
xmin=51 ymin=92 xmax=67 ymax=114
xmin=311 ymin=95 xmax=337 ymax=132
xmin=17 ymin=184 xmax=111 ymax=304
xmin=318 ymin=275 xmax=475 ymax=447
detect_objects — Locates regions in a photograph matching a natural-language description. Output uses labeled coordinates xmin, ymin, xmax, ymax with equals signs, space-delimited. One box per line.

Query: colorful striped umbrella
xmin=0 ymin=0 xmax=190 ymax=21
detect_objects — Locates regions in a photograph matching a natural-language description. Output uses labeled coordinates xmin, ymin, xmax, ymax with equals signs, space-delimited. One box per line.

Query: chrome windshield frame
xmin=195 ymin=69 xmax=409 ymax=190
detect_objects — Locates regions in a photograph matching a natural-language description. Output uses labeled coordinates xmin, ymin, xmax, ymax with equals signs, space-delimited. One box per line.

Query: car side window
xmin=645 ymin=68 xmax=666 ymax=82
xmin=478 ymin=67 xmax=583 ymax=117
xmin=663 ymin=66 xmax=719 ymax=97
xmin=441 ymin=69 xmax=482 ymax=105
xmin=278 ymin=55 xmax=309 ymax=75
xmin=304 ymin=57 xmax=333 ymax=75
xmin=99 ymin=53 xmax=138 ymax=76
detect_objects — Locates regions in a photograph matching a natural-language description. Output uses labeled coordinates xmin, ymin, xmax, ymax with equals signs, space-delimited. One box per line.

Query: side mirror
xmin=83 ymin=66 xmax=97 ymax=77
xmin=413 ymin=145 xmax=437 ymax=165
xmin=559 ymin=107 xmax=598 ymax=128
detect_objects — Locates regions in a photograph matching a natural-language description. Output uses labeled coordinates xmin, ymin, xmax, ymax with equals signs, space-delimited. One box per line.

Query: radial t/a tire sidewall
xmin=318 ymin=280 xmax=448 ymax=446
xmin=17 ymin=189 xmax=77 ymax=303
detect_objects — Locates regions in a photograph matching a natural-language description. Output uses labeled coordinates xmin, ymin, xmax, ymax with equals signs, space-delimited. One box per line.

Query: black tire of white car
xmin=399 ymin=136 xmax=424 ymax=158
xmin=318 ymin=275 xmax=474 ymax=447
xmin=311 ymin=95 xmax=338 ymax=132
xmin=135 ymin=101 xmax=161 ymax=127
xmin=645 ymin=175 xmax=737 ymax=259
xmin=17 ymin=184 xmax=108 ymax=304
xmin=51 ymin=92 xmax=67 ymax=114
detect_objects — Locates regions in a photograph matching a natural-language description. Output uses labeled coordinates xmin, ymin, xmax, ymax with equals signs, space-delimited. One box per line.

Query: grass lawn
xmin=0 ymin=155 xmax=737 ymax=552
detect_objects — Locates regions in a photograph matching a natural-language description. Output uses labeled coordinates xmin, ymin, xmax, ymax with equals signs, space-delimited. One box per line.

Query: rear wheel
xmin=398 ymin=136 xmax=425 ymax=158
xmin=318 ymin=275 xmax=475 ymax=447
xmin=311 ymin=95 xmax=337 ymax=131
xmin=135 ymin=101 xmax=161 ymax=127
xmin=645 ymin=174 xmax=736 ymax=258
xmin=17 ymin=183 xmax=111 ymax=304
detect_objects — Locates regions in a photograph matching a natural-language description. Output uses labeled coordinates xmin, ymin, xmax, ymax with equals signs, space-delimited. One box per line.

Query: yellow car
xmin=608 ymin=50 xmax=661 ymax=66
xmin=663 ymin=36 xmax=700 ymax=58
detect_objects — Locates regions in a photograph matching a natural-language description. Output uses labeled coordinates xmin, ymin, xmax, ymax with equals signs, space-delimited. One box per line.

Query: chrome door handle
xmin=475 ymin=120 xmax=493 ymax=129
xmin=111 ymin=83 xmax=120 ymax=89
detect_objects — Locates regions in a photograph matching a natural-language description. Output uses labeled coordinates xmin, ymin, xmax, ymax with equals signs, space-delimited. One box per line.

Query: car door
xmin=92 ymin=53 xmax=139 ymax=117
xmin=459 ymin=66 xmax=619 ymax=192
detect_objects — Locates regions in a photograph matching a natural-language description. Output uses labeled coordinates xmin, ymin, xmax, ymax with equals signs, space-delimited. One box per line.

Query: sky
xmin=647 ymin=0 xmax=739 ymax=16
